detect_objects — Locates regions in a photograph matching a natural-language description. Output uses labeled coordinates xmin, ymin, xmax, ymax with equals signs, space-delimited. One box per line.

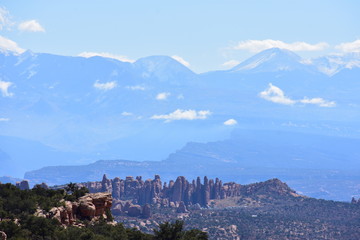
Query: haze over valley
xmin=1 ymin=47 xmax=360 ymax=201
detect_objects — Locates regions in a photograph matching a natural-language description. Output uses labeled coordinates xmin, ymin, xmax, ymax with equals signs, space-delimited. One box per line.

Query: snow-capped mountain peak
xmin=310 ymin=53 xmax=360 ymax=76
xmin=229 ymin=48 xmax=307 ymax=73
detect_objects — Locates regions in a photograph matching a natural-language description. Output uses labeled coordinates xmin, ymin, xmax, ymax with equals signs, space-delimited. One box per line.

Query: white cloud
xmin=93 ymin=80 xmax=117 ymax=90
xmin=18 ymin=20 xmax=45 ymax=32
xmin=260 ymin=83 xmax=335 ymax=107
xmin=224 ymin=119 xmax=237 ymax=126
xmin=126 ymin=85 xmax=146 ymax=91
xmin=79 ymin=52 xmax=135 ymax=63
xmin=222 ymin=60 xmax=240 ymax=68
xmin=171 ymin=55 xmax=190 ymax=67
xmin=335 ymin=39 xmax=360 ymax=53
xmin=156 ymin=92 xmax=171 ymax=100
xmin=121 ymin=112 xmax=133 ymax=116
xmin=0 ymin=118 xmax=10 ymax=121
xmin=0 ymin=35 xmax=25 ymax=54
xmin=259 ymin=83 xmax=295 ymax=105
xmin=233 ymin=39 xmax=329 ymax=53
xmin=299 ymin=97 xmax=336 ymax=107
xmin=0 ymin=80 xmax=14 ymax=97
xmin=0 ymin=7 xmax=13 ymax=30
xmin=151 ymin=109 xmax=211 ymax=122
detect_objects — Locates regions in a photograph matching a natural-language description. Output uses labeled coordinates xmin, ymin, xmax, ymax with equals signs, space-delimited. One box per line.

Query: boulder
xmin=142 ymin=204 xmax=151 ymax=218
xmin=112 ymin=202 xmax=123 ymax=215
xmin=128 ymin=205 xmax=142 ymax=217
xmin=16 ymin=180 xmax=30 ymax=190
xmin=123 ymin=201 xmax=132 ymax=212
xmin=0 ymin=231 xmax=7 ymax=240
xmin=193 ymin=203 xmax=202 ymax=210
xmin=177 ymin=201 xmax=188 ymax=213
xmin=351 ymin=197 xmax=359 ymax=204
xmin=78 ymin=197 xmax=96 ymax=218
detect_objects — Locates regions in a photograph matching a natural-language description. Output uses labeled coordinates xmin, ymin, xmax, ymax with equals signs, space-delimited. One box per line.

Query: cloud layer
xmin=0 ymin=7 xmax=12 ymax=30
xmin=335 ymin=39 xmax=360 ymax=53
xmin=151 ymin=109 xmax=211 ymax=122
xmin=233 ymin=39 xmax=329 ymax=53
xmin=79 ymin=52 xmax=135 ymax=63
xmin=299 ymin=97 xmax=336 ymax=107
xmin=156 ymin=92 xmax=170 ymax=100
xmin=121 ymin=112 xmax=133 ymax=116
xmin=126 ymin=85 xmax=146 ymax=91
xmin=0 ymin=35 xmax=25 ymax=54
xmin=259 ymin=83 xmax=295 ymax=105
xmin=93 ymin=80 xmax=117 ymax=90
xmin=18 ymin=20 xmax=45 ymax=32
xmin=260 ymin=83 xmax=335 ymax=107
xmin=0 ymin=80 xmax=14 ymax=97
xmin=224 ymin=119 xmax=237 ymax=126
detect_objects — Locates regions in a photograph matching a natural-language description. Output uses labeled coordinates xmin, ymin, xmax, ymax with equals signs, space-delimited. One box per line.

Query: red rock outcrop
xmin=44 ymin=192 xmax=112 ymax=226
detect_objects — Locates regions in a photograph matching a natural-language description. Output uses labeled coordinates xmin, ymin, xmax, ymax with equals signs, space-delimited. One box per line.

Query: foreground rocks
xmin=0 ymin=231 xmax=6 ymax=240
xmin=36 ymin=192 xmax=112 ymax=226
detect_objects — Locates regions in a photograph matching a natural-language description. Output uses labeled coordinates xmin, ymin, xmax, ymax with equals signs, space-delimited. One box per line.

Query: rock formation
xmin=177 ymin=201 xmax=188 ymax=213
xmin=127 ymin=205 xmax=142 ymax=217
xmin=351 ymin=197 xmax=360 ymax=205
xmin=142 ymin=204 xmax=151 ymax=218
xmin=38 ymin=192 xmax=112 ymax=226
xmin=0 ymin=231 xmax=6 ymax=240
xmin=78 ymin=175 xmax=297 ymax=210
xmin=112 ymin=201 xmax=152 ymax=218
xmin=16 ymin=180 xmax=30 ymax=190
xmin=34 ymin=182 xmax=49 ymax=189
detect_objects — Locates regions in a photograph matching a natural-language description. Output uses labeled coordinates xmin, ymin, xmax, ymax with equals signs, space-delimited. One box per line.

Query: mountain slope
xmin=1 ymin=47 xmax=360 ymax=186
xmin=229 ymin=48 xmax=314 ymax=73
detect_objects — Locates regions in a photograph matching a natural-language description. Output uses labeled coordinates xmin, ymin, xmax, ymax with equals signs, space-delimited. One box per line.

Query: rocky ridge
xmin=77 ymin=175 xmax=299 ymax=211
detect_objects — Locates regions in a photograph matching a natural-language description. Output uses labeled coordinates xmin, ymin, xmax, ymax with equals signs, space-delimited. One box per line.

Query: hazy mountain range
xmin=1 ymin=47 xmax=360 ymax=200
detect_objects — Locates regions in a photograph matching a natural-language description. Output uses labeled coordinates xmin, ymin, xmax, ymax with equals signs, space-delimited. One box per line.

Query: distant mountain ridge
xmin=24 ymin=130 xmax=360 ymax=201
xmin=76 ymin=174 xmax=299 ymax=207
xmin=229 ymin=48 xmax=311 ymax=73
xmin=1 ymin=47 xmax=360 ymax=200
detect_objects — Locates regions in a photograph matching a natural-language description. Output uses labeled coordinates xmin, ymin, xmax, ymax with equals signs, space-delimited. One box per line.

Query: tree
xmin=153 ymin=220 xmax=208 ymax=240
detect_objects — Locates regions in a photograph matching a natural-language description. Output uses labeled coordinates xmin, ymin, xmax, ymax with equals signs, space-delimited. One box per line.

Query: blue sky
xmin=1 ymin=0 xmax=360 ymax=72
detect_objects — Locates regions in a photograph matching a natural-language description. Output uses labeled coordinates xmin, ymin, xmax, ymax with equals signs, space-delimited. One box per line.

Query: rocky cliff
xmin=36 ymin=192 xmax=112 ymax=226
xmin=78 ymin=175 xmax=298 ymax=208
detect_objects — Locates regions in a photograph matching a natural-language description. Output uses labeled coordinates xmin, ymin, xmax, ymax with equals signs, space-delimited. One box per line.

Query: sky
xmin=0 ymin=0 xmax=360 ymax=73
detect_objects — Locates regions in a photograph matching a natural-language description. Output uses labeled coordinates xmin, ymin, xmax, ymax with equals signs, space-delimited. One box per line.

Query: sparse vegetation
xmin=0 ymin=183 xmax=207 ymax=239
